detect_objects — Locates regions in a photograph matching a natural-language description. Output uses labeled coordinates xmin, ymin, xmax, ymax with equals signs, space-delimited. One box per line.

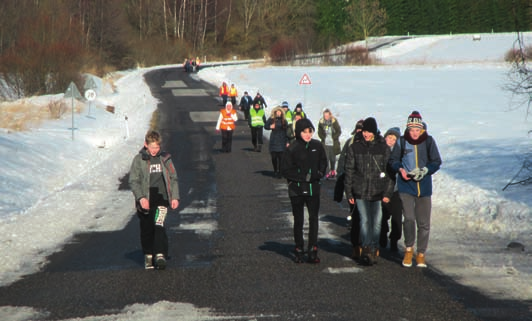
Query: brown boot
xmin=361 ymin=246 xmax=375 ymax=266
xmin=351 ymin=246 xmax=361 ymax=260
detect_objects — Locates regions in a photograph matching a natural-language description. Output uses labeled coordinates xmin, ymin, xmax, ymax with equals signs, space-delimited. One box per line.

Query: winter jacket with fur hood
xmin=264 ymin=106 xmax=290 ymax=152
xmin=281 ymin=118 xmax=328 ymax=197
xmin=318 ymin=115 xmax=342 ymax=155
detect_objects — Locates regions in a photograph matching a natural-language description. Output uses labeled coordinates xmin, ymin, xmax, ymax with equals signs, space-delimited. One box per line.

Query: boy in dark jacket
xmin=344 ymin=117 xmax=394 ymax=265
xmin=281 ymin=118 xmax=328 ymax=263
xmin=129 ymin=130 xmax=180 ymax=270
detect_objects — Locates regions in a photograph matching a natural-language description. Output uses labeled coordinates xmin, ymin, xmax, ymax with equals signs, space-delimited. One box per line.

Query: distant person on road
xmin=249 ymin=102 xmax=266 ymax=152
xmin=318 ymin=108 xmax=342 ymax=179
xmin=239 ymin=91 xmax=253 ymax=121
xmin=183 ymin=58 xmax=192 ymax=73
xmin=281 ymin=118 xmax=327 ymax=264
xmin=129 ymin=130 xmax=180 ymax=270
xmin=216 ymin=102 xmax=238 ymax=153
xmin=195 ymin=56 xmax=201 ymax=71
xmin=344 ymin=117 xmax=394 ymax=266
xmin=389 ymin=111 xmax=442 ymax=268
xmin=293 ymin=102 xmax=306 ymax=120
xmin=229 ymin=83 xmax=238 ymax=106
xmin=288 ymin=112 xmax=304 ymax=144
xmin=264 ymin=106 xmax=291 ymax=178
xmin=190 ymin=57 xmax=197 ymax=72
xmin=281 ymin=101 xmax=293 ymax=126
xmin=219 ymin=82 xmax=229 ymax=106
xmin=253 ymin=92 xmax=267 ymax=110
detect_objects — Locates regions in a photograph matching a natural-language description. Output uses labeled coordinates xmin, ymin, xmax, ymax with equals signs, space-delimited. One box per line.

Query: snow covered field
xmin=1 ymin=32 xmax=531 ymax=319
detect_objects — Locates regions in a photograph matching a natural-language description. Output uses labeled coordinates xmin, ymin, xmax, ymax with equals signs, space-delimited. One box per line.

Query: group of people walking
xmin=129 ymin=81 xmax=442 ymax=271
xmin=214 ymin=87 xmax=442 ymax=267
xmin=337 ymin=111 xmax=441 ymax=267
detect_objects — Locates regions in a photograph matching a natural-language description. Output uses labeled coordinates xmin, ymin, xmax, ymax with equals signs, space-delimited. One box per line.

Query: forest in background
xmin=0 ymin=0 xmax=531 ymax=99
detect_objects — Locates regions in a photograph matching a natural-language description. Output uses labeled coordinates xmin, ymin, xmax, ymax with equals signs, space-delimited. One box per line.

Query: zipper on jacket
xmin=415 ymin=144 xmax=421 ymax=197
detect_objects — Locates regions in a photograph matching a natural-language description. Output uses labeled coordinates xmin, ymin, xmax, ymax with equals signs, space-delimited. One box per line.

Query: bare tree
xmin=234 ymin=0 xmax=258 ymax=54
xmin=344 ymin=0 xmax=387 ymax=49
xmin=162 ymin=0 xmax=168 ymax=41
xmin=505 ymin=32 xmax=532 ymax=118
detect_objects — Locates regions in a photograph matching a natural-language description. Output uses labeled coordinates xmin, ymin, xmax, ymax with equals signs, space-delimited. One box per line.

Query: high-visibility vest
xmin=220 ymin=85 xmax=228 ymax=96
xmin=219 ymin=109 xmax=236 ymax=130
xmin=250 ymin=108 xmax=265 ymax=127
xmin=229 ymin=87 xmax=238 ymax=97
xmin=285 ymin=110 xmax=293 ymax=125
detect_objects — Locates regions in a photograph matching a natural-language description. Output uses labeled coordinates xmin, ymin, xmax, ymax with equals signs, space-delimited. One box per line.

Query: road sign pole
xmin=71 ymin=93 xmax=74 ymax=140
xmin=304 ymin=86 xmax=307 ymax=111
xmin=299 ymin=73 xmax=312 ymax=111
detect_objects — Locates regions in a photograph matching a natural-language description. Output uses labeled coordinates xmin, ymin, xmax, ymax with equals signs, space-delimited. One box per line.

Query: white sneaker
xmin=155 ymin=253 xmax=166 ymax=270
xmin=144 ymin=254 xmax=154 ymax=270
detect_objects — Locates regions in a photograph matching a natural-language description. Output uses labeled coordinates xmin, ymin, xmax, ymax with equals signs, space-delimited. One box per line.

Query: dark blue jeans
xmin=356 ymin=199 xmax=382 ymax=248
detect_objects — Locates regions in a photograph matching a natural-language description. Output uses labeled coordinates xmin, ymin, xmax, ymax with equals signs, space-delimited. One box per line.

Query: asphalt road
xmin=0 ymin=67 xmax=530 ymax=321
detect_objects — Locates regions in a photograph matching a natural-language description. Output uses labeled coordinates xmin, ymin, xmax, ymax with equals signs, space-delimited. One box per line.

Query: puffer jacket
xmin=281 ymin=118 xmax=328 ymax=197
xmin=129 ymin=147 xmax=180 ymax=212
xmin=344 ymin=135 xmax=394 ymax=201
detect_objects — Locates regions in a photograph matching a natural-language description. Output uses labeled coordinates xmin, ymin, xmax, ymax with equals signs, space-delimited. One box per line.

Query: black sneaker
xmin=294 ymin=247 xmax=305 ymax=264
xmin=307 ymin=246 xmax=320 ymax=264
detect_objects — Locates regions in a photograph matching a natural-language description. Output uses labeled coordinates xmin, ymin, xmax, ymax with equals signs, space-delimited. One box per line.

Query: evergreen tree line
xmin=381 ymin=0 xmax=531 ymax=36
xmin=0 ymin=0 xmax=530 ymax=98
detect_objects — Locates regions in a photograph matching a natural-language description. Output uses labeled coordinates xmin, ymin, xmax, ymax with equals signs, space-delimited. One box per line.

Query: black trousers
xmin=137 ymin=208 xmax=168 ymax=256
xmin=221 ymin=130 xmax=233 ymax=152
xmin=251 ymin=126 xmax=263 ymax=146
xmin=270 ymin=151 xmax=284 ymax=173
xmin=290 ymin=195 xmax=320 ymax=250
xmin=380 ymin=190 xmax=403 ymax=244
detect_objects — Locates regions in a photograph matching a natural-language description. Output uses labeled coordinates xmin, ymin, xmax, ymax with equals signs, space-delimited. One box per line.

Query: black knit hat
xmin=362 ymin=117 xmax=378 ymax=136
xmin=295 ymin=118 xmax=315 ymax=140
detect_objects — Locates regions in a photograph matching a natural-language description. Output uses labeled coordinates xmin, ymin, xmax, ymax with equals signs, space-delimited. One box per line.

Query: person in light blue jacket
xmin=389 ymin=111 xmax=442 ymax=268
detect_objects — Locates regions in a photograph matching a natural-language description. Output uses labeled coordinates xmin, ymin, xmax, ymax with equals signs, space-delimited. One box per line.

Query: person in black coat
xmin=252 ymin=92 xmax=267 ymax=109
xmin=264 ymin=106 xmax=290 ymax=178
xmin=344 ymin=117 xmax=394 ymax=265
xmin=239 ymin=91 xmax=253 ymax=121
xmin=281 ymin=118 xmax=328 ymax=263
xmin=335 ymin=119 xmax=364 ymax=260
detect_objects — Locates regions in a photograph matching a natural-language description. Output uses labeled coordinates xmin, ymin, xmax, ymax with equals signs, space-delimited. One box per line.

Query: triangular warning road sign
xmin=64 ymin=82 xmax=83 ymax=99
xmin=299 ymin=73 xmax=312 ymax=85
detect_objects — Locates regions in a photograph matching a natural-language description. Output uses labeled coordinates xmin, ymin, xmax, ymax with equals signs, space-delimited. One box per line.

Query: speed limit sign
xmin=84 ymin=89 xmax=96 ymax=101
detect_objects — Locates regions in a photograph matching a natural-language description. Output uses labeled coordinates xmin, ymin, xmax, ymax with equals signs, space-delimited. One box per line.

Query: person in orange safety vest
xmin=215 ymin=102 xmax=239 ymax=153
xmin=229 ymin=83 xmax=238 ymax=106
xmin=219 ymin=82 xmax=229 ymax=106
